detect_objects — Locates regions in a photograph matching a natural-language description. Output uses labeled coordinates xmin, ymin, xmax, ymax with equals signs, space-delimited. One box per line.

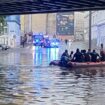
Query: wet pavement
xmin=0 ymin=42 xmax=104 ymax=105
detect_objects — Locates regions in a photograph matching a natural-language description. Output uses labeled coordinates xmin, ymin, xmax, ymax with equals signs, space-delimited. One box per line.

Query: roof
xmin=0 ymin=0 xmax=105 ymax=15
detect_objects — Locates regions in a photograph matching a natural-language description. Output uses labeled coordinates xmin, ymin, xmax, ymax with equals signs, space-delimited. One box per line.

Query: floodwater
xmin=0 ymin=45 xmax=104 ymax=105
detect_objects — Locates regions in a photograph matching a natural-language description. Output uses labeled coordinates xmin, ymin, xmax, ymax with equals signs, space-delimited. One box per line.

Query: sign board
xmin=56 ymin=12 xmax=74 ymax=35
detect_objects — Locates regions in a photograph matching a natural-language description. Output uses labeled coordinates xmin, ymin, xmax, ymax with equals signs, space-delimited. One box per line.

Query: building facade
xmin=74 ymin=12 xmax=84 ymax=40
xmin=7 ymin=15 xmax=20 ymax=47
xmin=21 ymin=12 xmax=84 ymax=40
xmin=84 ymin=10 xmax=105 ymax=48
xmin=0 ymin=15 xmax=21 ymax=47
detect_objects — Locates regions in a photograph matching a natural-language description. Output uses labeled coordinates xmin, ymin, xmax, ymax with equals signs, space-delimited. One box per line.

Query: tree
xmin=0 ymin=16 xmax=6 ymax=25
xmin=0 ymin=16 xmax=6 ymax=34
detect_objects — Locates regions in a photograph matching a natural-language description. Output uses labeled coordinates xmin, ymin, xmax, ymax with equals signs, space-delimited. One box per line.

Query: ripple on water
xmin=0 ymin=66 xmax=104 ymax=105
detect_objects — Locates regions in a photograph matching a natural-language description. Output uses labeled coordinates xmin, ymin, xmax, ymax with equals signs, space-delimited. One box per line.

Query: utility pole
xmin=89 ymin=11 xmax=92 ymax=49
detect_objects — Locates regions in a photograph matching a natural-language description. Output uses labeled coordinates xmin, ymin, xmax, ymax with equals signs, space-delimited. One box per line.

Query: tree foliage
xmin=0 ymin=16 xmax=6 ymax=34
xmin=0 ymin=16 xmax=6 ymax=26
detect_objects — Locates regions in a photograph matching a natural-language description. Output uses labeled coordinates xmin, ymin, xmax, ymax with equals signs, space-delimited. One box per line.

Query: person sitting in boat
xmin=80 ymin=50 xmax=87 ymax=62
xmin=60 ymin=50 xmax=70 ymax=66
xmin=80 ymin=50 xmax=84 ymax=62
xmin=87 ymin=49 xmax=92 ymax=55
xmin=69 ymin=51 xmax=74 ymax=61
xmin=85 ymin=49 xmax=92 ymax=62
xmin=100 ymin=50 xmax=105 ymax=61
xmin=100 ymin=43 xmax=103 ymax=52
xmin=82 ymin=50 xmax=88 ymax=62
xmin=91 ymin=50 xmax=100 ymax=62
xmin=100 ymin=43 xmax=105 ymax=61
xmin=73 ymin=48 xmax=83 ymax=62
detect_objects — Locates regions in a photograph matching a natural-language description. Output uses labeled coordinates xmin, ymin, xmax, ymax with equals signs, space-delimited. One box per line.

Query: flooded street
xmin=0 ymin=44 xmax=105 ymax=105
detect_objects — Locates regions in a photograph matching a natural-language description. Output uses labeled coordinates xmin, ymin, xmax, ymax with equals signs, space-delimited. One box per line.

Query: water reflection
xmin=33 ymin=47 xmax=59 ymax=66
xmin=50 ymin=48 xmax=59 ymax=61
xmin=0 ymin=52 xmax=20 ymax=65
xmin=0 ymin=46 xmax=60 ymax=67
xmin=73 ymin=68 xmax=105 ymax=78
xmin=34 ymin=46 xmax=42 ymax=66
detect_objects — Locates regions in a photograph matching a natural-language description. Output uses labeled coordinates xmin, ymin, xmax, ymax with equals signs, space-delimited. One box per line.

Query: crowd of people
xmin=60 ymin=47 xmax=105 ymax=66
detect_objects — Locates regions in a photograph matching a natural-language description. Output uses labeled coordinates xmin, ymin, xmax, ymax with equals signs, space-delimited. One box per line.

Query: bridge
xmin=0 ymin=0 xmax=105 ymax=15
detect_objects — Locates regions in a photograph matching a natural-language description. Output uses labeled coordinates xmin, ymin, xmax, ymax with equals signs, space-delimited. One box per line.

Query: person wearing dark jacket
xmin=100 ymin=50 xmax=105 ymax=61
xmin=91 ymin=50 xmax=100 ymax=62
xmin=73 ymin=48 xmax=83 ymax=62
xmin=100 ymin=43 xmax=105 ymax=61
xmin=60 ymin=50 xmax=69 ymax=66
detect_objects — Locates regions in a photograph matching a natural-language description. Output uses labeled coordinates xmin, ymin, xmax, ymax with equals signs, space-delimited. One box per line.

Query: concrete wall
xmin=32 ymin=14 xmax=46 ymax=34
xmin=84 ymin=11 xmax=89 ymax=40
xmin=20 ymin=15 xmax=25 ymax=33
xmin=74 ymin=12 xmax=84 ymax=40
xmin=24 ymin=15 xmax=31 ymax=33
xmin=21 ymin=13 xmax=56 ymax=37
xmin=46 ymin=13 xmax=56 ymax=36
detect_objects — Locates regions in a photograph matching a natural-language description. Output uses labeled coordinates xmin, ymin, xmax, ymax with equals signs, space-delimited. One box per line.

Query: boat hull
xmin=49 ymin=60 xmax=105 ymax=68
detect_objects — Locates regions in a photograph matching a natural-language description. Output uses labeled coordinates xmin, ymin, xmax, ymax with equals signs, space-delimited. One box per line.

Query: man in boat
xmin=100 ymin=43 xmax=105 ymax=61
xmin=91 ymin=50 xmax=100 ymax=62
xmin=65 ymin=39 xmax=68 ymax=45
xmin=100 ymin=51 xmax=105 ymax=61
xmin=69 ymin=51 xmax=74 ymax=61
xmin=81 ymin=50 xmax=88 ymax=62
xmin=73 ymin=48 xmax=83 ymax=62
xmin=85 ymin=49 xmax=92 ymax=62
xmin=80 ymin=50 xmax=84 ymax=62
xmin=100 ymin=43 xmax=103 ymax=51
xmin=60 ymin=50 xmax=70 ymax=67
xmin=82 ymin=50 xmax=89 ymax=62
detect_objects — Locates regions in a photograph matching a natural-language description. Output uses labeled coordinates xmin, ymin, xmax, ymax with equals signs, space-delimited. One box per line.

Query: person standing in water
xmin=65 ymin=39 xmax=68 ymax=45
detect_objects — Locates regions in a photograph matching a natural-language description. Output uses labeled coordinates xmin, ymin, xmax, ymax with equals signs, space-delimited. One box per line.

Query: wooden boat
xmin=49 ymin=60 xmax=105 ymax=68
